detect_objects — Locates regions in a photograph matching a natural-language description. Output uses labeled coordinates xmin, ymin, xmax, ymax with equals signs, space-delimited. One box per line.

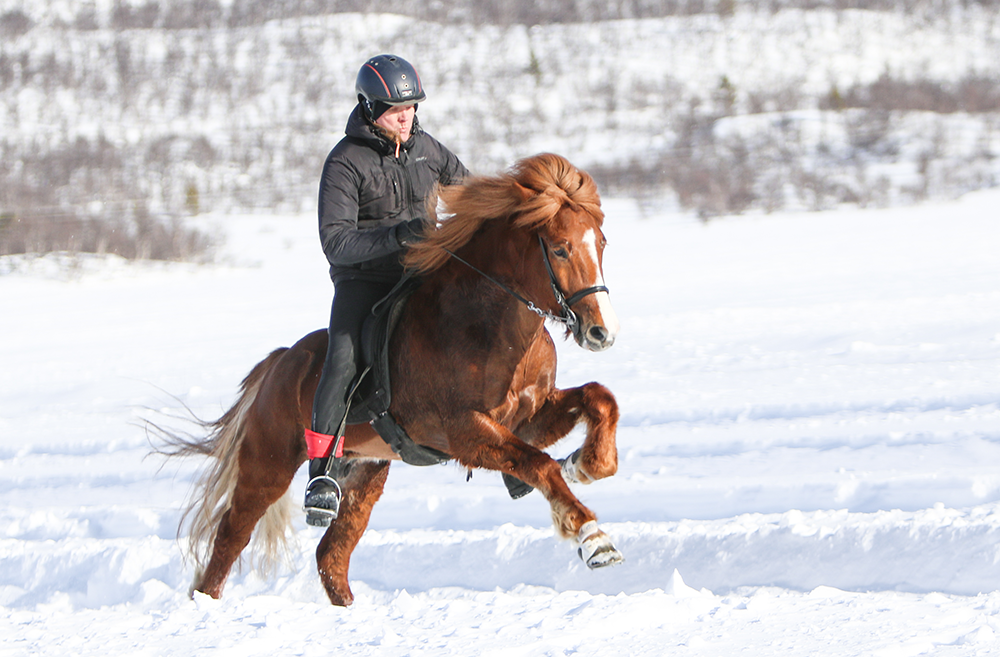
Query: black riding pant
xmin=312 ymin=279 xmax=397 ymax=437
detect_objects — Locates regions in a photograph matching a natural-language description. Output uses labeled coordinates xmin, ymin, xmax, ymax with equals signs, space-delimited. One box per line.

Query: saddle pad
xmin=344 ymin=276 xmax=418 ymax=425
xmin=343 ymin=276 xmax=450 ymax=466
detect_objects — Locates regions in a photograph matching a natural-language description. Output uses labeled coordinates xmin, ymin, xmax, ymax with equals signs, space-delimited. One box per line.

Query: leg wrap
xmin=560 ymin=449 xmax=590 ymax=485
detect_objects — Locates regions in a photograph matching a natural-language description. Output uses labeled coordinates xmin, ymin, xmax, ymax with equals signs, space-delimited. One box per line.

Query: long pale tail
xmin=152 ymin=347 xmax=296 ymax=580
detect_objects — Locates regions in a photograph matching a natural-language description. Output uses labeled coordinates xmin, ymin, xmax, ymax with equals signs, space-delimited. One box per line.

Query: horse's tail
xmin=154 ymin=347 xmax=296 ymax=581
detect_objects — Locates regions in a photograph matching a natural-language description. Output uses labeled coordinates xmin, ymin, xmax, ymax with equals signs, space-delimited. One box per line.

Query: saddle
xmin=342 ymin=275 xmax=451 ymax=466
xmin=345 ymin=275 xmax=533 ymax=498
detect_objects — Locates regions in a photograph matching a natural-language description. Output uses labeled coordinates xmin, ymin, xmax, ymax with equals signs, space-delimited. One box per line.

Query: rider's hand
xmin=394 ymin=218 xmax=426 ymax=247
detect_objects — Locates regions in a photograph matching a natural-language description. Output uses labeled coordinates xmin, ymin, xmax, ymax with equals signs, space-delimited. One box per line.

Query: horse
xmin=166 ymin=153 xmax=623 ymax=607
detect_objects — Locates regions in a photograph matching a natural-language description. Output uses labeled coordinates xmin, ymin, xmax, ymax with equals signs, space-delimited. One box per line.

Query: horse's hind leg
xmin=195 ymin=426 xmax=302 ymax=599
xmin=196 ymin=477 xmax=293 ymax=598
xmin=315 ymin=458 xmax=390 ymax=607
xmin=518 ymin=382 xmax=619 ymax=484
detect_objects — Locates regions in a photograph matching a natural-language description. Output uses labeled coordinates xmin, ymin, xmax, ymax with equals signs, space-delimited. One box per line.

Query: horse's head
xmin=404 ymin=153 xmax=621 ymax=352
xmin=537 ymin=203 xmax=620 ymax=352
xmin=506 ymin=154 xmax=619 ymax=352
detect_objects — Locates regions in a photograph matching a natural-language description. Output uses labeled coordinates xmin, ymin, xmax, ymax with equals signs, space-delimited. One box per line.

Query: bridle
xmin=444 ymin=234 xmax=610 ymax=331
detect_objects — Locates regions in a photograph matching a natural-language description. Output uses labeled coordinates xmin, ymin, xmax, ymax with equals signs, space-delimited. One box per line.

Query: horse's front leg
xmin=453 ymin=412 xmax=623 ymax=569
xmin=518 ymin=381 xmax=619 ymax=486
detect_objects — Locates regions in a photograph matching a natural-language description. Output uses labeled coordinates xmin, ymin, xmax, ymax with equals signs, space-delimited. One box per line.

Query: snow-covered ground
xmin=3 ymin=190 xmax=1000 ymax=654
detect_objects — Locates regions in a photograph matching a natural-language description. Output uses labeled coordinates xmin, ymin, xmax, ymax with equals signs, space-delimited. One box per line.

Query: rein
xmin=443 ymin=235 xmax=609 ymax=331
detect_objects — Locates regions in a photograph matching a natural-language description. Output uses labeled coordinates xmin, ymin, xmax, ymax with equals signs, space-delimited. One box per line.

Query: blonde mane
xmin=404 ymin=153 xmax=603 ymax=275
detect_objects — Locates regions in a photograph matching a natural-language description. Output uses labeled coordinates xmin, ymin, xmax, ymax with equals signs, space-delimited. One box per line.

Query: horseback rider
xmin=304 ymin=54 xmax=469 ymax=527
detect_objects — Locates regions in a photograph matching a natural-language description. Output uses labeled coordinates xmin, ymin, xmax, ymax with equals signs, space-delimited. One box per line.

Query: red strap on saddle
xmin=304 ymin=429 xmax=345 ymax=459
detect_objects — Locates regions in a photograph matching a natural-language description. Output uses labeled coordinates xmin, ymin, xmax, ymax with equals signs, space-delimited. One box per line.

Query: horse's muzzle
xmin=573 ymin=298 xmax=619 ymax=352
xmin=582 ymin=324 xmax=615 ymax=351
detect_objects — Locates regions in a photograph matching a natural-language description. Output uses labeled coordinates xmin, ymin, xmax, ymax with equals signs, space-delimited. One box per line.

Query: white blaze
xmin=581 ymin=229 xmax=621 ymax=338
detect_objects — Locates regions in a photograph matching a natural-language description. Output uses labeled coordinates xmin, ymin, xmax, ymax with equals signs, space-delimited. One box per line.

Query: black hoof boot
xmin=502 ymin=473 xmax=534 ymax=500
xmin=304 ymin=457 xmax=343 ymax=527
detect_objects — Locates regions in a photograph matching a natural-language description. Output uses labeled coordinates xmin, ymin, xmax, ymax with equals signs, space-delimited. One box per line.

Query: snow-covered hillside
xmin=2 ymin=3 xmax=999 ymax=221
xmin=2 ymin=187 xmax=1000 ymax=653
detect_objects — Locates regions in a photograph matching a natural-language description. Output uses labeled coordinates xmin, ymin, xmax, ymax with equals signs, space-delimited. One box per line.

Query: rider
xmin=304 ymin=54 xmax=469 ymax=527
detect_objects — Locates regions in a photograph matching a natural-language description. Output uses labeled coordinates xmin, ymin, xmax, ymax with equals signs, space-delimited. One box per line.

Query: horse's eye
xmin=553 ymin=246 xmax=569 ymax=259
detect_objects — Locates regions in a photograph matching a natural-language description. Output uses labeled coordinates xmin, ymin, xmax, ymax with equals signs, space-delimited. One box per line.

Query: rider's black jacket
xmin=318 ymin=104 xmax=469 ymax=283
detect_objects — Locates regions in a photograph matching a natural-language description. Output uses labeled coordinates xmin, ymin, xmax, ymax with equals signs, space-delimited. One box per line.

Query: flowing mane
xmin=404 ymin=153 xmax=604 ymax=275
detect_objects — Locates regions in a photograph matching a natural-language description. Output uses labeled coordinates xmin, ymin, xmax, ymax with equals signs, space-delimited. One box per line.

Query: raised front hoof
xmin=560 ymin=449 xmax=598 ymax=485
xmin=578 ymin=543 xmax=624 ymax=569
xmin=577 ymin=520 xmax=624 ymax=569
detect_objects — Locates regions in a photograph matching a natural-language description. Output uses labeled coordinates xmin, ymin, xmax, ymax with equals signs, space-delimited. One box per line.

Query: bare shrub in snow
xmin=0 ymin=10 xmax=33 ymax=37
xmin=0 ymin=205 xmax=216 ymax=261
xmin=826 ymin=71 xmax=1000 ymax=114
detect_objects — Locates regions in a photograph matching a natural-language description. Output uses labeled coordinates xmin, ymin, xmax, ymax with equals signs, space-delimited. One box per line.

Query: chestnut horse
xmin=170 ymin=153 xmax=622 ymax=606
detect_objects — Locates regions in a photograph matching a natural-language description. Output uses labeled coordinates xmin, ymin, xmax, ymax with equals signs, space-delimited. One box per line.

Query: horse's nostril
xmin=588 ymin=326 xmax=608 ymax=343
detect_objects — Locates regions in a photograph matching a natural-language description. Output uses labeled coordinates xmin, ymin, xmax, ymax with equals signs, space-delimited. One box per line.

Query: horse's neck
xmin=440 ymin=226 xmax=545 ymax=353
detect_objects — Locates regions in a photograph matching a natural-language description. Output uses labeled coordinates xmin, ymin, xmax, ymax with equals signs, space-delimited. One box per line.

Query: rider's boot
xmin=502 ymin=473 xmax=534 ymax=499
xmin=502 ymin=450 xmax=583 ymax=499
xmin=304 ymin=429 xmax=344 ymax=528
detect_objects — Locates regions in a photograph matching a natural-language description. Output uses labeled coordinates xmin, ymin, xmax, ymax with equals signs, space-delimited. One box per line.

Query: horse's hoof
xmin=579 ymin=546 xmax=624 ymax=569
xmin=577 ymin=520 xmax=624 ymax=569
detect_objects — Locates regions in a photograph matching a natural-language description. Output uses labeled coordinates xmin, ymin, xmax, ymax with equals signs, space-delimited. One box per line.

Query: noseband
xmin=443 ymin=235 xmax=610 ymax=330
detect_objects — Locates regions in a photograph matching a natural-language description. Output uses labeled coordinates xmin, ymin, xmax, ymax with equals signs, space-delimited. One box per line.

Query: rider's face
xmin=374 ymin=104 xmax=416 ymax=142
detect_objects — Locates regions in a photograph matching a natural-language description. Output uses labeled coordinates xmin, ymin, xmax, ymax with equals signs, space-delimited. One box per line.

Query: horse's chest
xmin=492 ymin=384 xmax=544 ymax=428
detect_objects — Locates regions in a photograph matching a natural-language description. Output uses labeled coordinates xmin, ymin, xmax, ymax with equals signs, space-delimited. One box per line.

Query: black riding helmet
xmin=356 ymin=54 xmax=426 ymax=121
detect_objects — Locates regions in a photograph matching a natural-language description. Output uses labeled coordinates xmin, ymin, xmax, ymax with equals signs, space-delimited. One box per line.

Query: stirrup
xmin=304 ymin=475 xmax=342 ymax=527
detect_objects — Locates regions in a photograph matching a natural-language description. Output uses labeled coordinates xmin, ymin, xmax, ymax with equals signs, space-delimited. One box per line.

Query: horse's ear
xmin=513 ymin=182 xmax=536 ymax=203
